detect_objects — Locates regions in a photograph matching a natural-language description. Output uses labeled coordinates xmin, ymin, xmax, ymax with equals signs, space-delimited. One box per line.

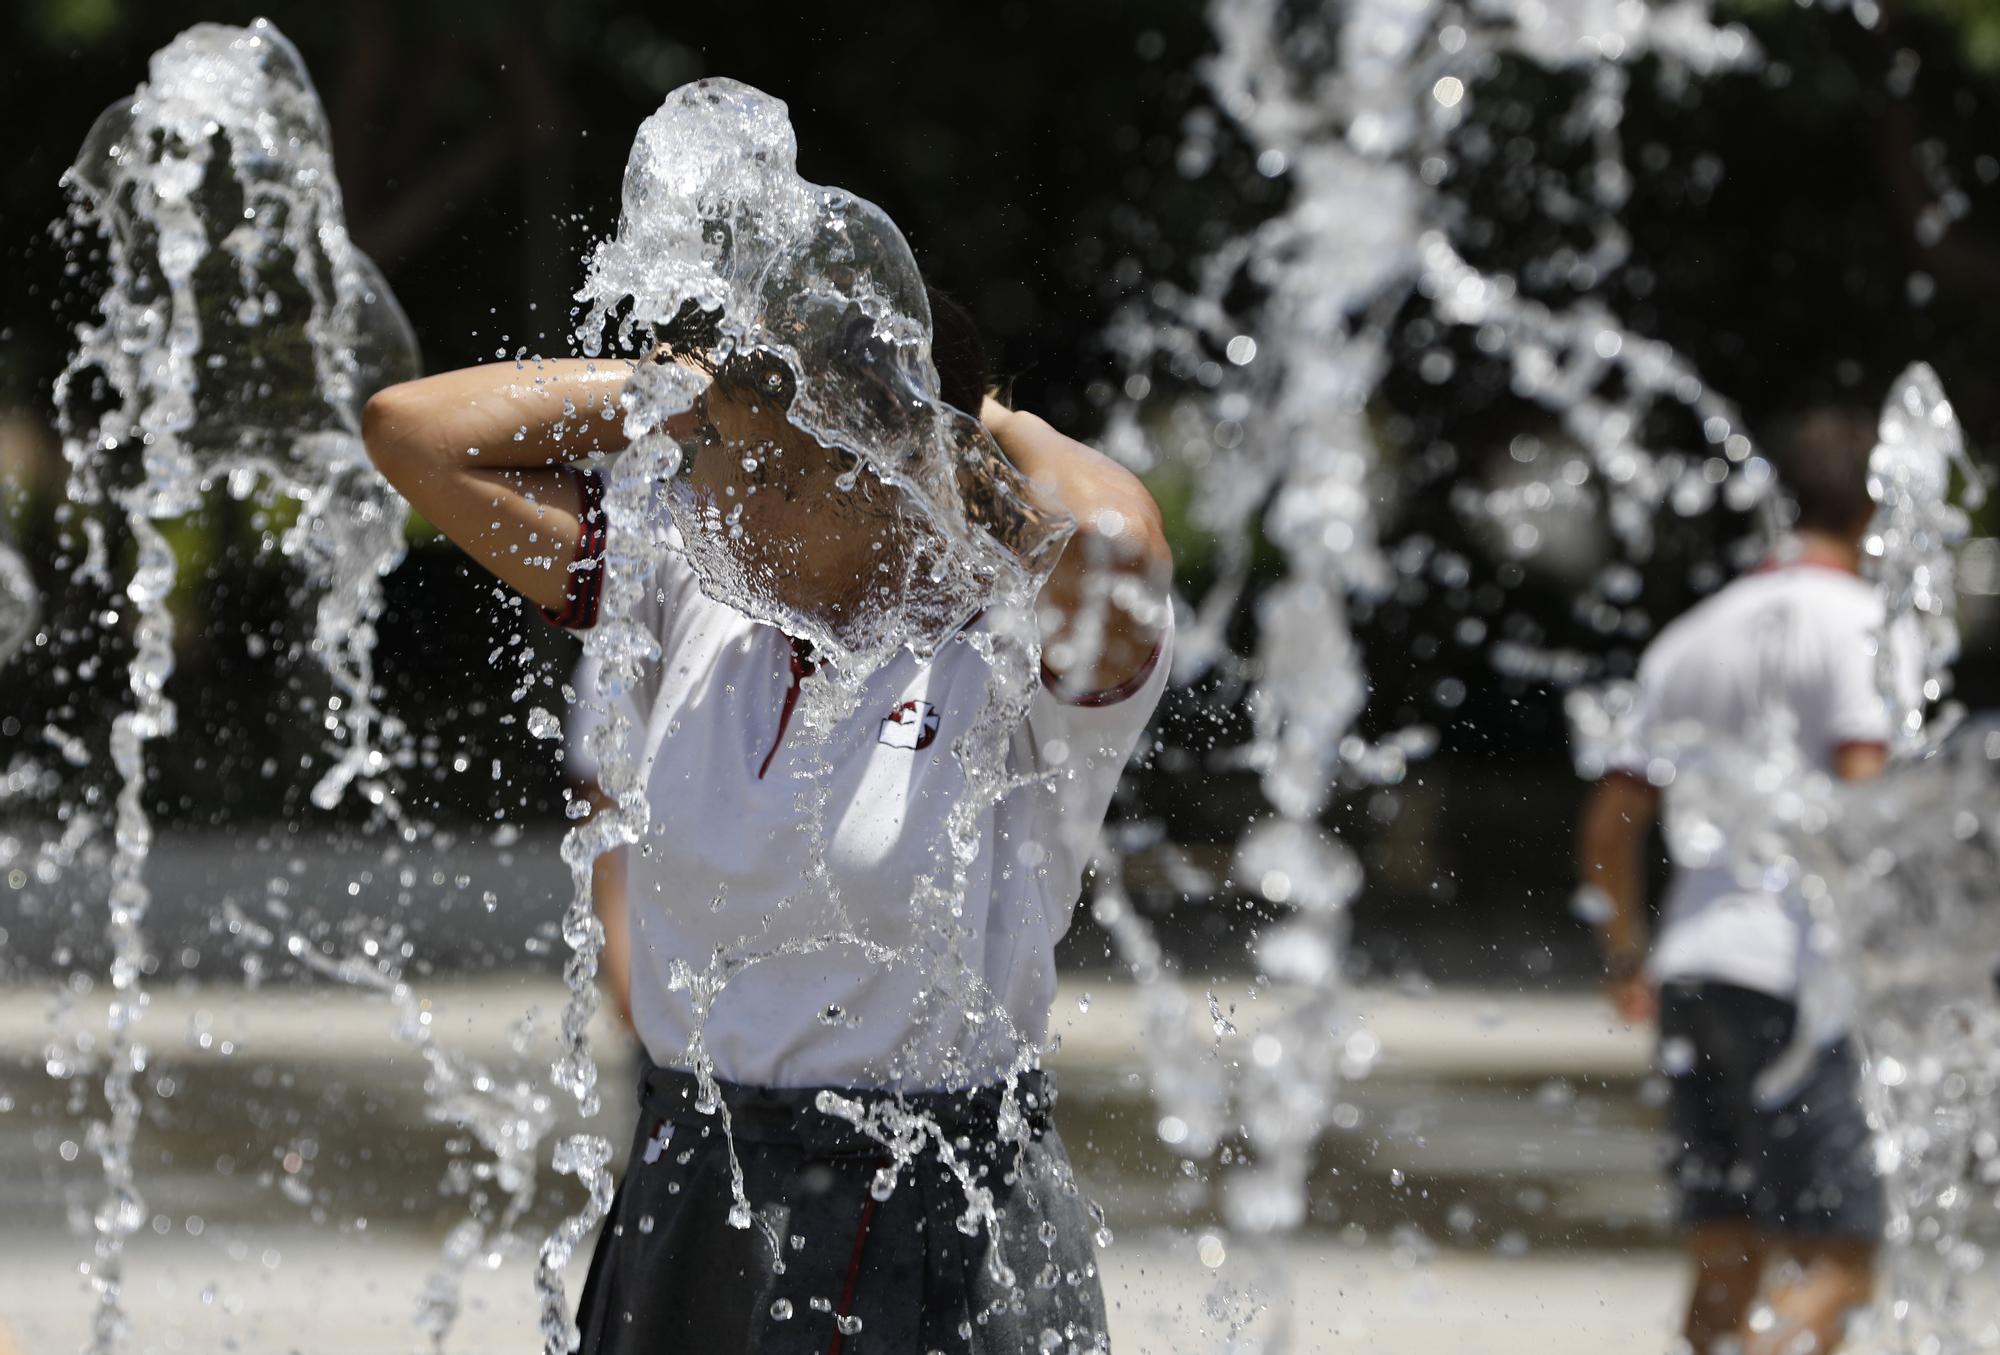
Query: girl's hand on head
xmin=362 ymin=358 xmax=635 ymax=613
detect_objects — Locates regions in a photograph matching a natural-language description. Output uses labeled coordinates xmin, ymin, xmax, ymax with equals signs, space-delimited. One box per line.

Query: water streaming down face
xmin=534 ymin=78 xmax=1081 ymax=1353
xmin=576 ymin=77 xmax=1070 ymax=678
xmin=0 ymin=516 xmax=41 ymax=839
xmin=1096 ymin=0 xmax=1760 ymax=1310
xmin=1116 ymin=6 xmax=1997 ymax=1337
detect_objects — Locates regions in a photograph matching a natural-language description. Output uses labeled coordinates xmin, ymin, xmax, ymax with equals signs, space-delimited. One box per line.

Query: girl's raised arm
xmin=361 ymin=358 xmax=637 ymax=614
xmin=982 ymin=399 xmax=1172 ymax=696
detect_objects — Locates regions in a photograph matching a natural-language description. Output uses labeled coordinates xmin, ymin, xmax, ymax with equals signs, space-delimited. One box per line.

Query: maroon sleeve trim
xmin=1041 ymin=636 xmax=1165 ymax=708
xmin=540 ymin=467 xmax=606 ymax=632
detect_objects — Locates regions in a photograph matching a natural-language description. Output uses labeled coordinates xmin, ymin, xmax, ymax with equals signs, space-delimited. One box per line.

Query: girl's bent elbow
xmin=361 ymin=386 xmax=419 ymax=475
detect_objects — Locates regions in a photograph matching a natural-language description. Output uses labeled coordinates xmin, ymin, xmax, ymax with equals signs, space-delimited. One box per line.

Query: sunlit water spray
xmin=1780 ymin=367 xmax=1993 ymax=1354
xmin=1098 ymin=0 xmax=1758 ymax=1332
xmin=1568 ymin=365 xmax=1996 ymax=1352
xmin=535 ymin=78 xmax=1079 ymax=1352
xmin=0 ymin=527 xmax=36 ymax=669
xmin=0 ymin=517 xmax=42 ymax=806
xmin=1137 ymin=7 xmax=1992 ymax=1341
xmin=49 ymin=19 xmax=539 ymax=1350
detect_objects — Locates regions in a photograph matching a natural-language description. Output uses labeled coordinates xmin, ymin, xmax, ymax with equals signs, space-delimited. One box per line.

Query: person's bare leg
xmin=1685 ymin=1221 xmax=1766 ymax=1353
xmin=1740 ymin=1238 xmax=1875 ymax=1355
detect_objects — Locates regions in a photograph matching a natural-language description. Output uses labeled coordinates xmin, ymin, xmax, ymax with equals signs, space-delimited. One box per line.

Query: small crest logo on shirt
xmin=878 ymin=699 xmax=941 ymax=751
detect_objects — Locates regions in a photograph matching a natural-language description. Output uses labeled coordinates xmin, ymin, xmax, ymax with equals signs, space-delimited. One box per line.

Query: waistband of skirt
xmin=636 ymin=1061 xmax=1051 ymax=1156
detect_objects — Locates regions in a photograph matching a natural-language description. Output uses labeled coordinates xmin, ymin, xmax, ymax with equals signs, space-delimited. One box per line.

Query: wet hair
xmin=650 ymin=285 xmax=991 ymax=418
xmin=923 ymin=285 xmax=992 ymax=417
xmin=1768 ymin=407 xmax=1879 ymax=536
xmin=651 ymin=300 xmax=797 ymax=407
xmin=654 ymin=297 xmax=725 ymax=359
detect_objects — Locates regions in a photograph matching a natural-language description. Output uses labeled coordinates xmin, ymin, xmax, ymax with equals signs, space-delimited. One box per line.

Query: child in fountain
xmin=1577 ymin=409 xmax=1899 ymax=1355
xmin=363 ymin=281 xmax=1169 ymax=1353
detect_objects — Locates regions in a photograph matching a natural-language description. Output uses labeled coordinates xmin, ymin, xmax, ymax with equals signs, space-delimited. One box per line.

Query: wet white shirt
xmin=566 ymin=536 xmax=1169 ymax=1092
xmin=1615 ymin=560 xmax=1897 ymax=1001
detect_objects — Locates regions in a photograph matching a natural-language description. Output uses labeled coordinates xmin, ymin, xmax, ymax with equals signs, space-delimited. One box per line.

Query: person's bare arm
xmin=981 ymin=400 xmax=1171 ymax=693
xmin=1577 ymin=772 xmax=1661 ymax=1023
xmin=1834 ymin=741 xmax=1888 ymax=782
xmin=362 ymin=359 xmax=637 ymax=612
xmin=576 ymin=780 xmax=634 ymax=1033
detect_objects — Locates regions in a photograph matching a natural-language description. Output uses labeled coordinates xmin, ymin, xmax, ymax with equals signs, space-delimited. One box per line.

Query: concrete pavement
xmin=0 ymin=975 xmax=1651 ymax=1080
xmin=0 ymin=1226 xmax=1688 ymax=1354
xmin=0 ymin=975 xmax=1680 ymax=1352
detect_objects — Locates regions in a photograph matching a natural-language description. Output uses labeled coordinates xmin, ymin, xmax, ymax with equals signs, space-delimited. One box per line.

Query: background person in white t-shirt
xmin=364 ymin=286 xmax=1170 ymax=1353
xmin=1577 ymin=409 xmax=1893 ymax=1355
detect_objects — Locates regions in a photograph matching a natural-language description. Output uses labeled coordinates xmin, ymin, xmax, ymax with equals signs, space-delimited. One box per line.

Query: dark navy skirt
xmin=575 ymin=1062 xmax=1110 ymax=1354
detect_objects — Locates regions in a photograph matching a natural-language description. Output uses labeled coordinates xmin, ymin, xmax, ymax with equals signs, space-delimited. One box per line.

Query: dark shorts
xmin=1658 ymin=980 xmax=1885 ymax=1241
xmin=575 ymin=1062 xmax=1110 ymax=1355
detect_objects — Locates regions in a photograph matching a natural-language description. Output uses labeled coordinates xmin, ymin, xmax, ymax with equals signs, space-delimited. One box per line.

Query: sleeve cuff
xmin=541 ymin=467 xmax=607 ymax=632
xmin=1041 ymin=636 xmax=1165 ymax=708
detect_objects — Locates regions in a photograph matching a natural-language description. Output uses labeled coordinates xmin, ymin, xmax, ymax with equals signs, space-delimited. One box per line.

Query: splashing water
xmin=1817 ymin=721 xmax=2000 ymax=1355
xmin=52 ymin=19 xmax=441 ymax=1350
xmin=1570 ymin=353 xmax=1998 ymax=1350
xmin=1100 ymin=0 xmax=1759 ymax=1288
xmin=216 ymin=894 xmax=560 ymax=1348
xmin=59 ymin=17 xmax=418 ymax=813
xmin=576 ymin=77 xmax=1069 ymax=678
xmin=1866 ymin=362 xmax=1985 ymax=754
xmin=0 ymin=526 xmax=37 ymax=669
xmin=526 ymin=346 xmax=702 ymax=1355
xmin=535 ymin=78 xmax=1079 ymax=1352
xmin=1792 ymin=367 xmax=1995 ymax=1353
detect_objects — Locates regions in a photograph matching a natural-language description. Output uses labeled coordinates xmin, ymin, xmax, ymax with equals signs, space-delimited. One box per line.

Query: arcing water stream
xmin=52 ymin=20 xmax=548 ymax=1352
xmin=1104 ymin=1 xmax=1998 ymax=1349
xmin=1098 ymin=0 xmax=1762 ymax=1330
